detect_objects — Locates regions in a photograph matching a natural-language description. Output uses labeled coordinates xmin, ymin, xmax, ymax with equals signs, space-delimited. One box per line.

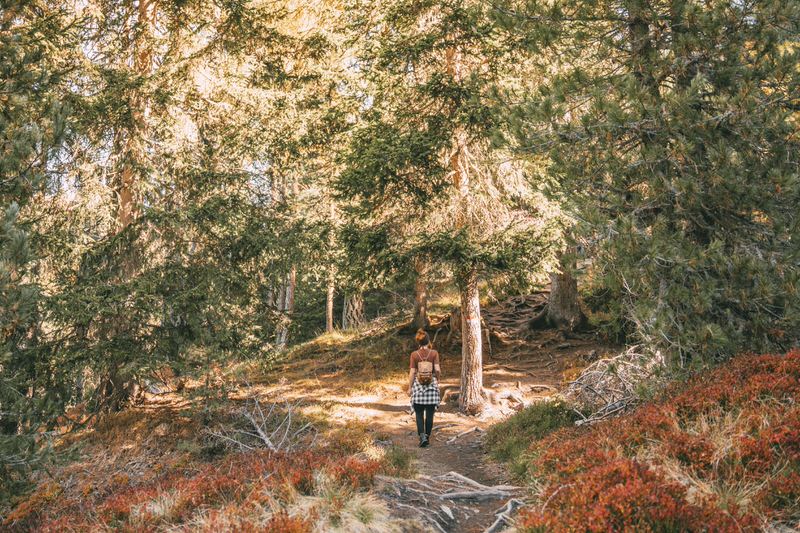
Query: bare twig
xmin=206 ymin=395 xmax=314 ymax=453
xmin=446 ymin=427 xmax=480 ymax=443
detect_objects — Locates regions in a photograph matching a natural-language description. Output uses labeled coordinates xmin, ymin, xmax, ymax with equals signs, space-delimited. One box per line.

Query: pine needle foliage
xmin=0 ymin=0 xmax=74 ymax=496
xmin=493 ymin=0 xmax=800 ymax=365
xmin=338 ymin=0 xmax=559 ymax=290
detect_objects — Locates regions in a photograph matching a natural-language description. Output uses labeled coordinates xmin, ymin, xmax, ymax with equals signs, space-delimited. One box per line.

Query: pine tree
xmin=340 ymin=0 xmax=557 ymax=413
xmin=31 ymin=0 xmax=341 ymax=414
xmin=0 ymin=0 xmax=72 ymax=494
xmin=494 ymin=0 xmax=800 ymax=364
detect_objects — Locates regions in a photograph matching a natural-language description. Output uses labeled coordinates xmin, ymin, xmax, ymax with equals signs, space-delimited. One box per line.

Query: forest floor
xmin=246 ymin=294 xmax=617 ymax=532
xmin=4 ymin=294 xmax=618 ymax=532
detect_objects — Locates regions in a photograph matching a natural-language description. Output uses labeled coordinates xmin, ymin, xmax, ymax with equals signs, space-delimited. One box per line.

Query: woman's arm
xmin=408 ymin=369 xmax=416 ymax=395
xmin=434 ymin=352 xmax=441 ymax=379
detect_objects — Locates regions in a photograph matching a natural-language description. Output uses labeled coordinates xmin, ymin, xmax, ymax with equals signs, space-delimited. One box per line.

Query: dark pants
xmin=413 ymin=403 xmax=436 ymax=436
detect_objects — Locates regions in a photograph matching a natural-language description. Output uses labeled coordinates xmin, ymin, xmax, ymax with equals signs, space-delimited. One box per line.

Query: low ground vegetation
xmin=4 ymin=390 xmax=414 ymax=532
xmin=489 ymin=351 xmax=800 ymax=532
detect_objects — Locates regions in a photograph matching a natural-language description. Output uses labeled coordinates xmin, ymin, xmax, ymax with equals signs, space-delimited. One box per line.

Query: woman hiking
xmin=408 ymin=329 xmax=441 ymax=447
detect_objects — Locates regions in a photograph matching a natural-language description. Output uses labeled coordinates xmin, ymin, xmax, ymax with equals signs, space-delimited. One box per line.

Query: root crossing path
xmin=367 ymin=393 xmax=525 ymax=533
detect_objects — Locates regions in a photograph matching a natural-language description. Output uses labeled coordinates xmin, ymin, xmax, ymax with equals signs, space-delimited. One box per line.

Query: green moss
xmin=485 ymin=400 xmax=580 ymax=478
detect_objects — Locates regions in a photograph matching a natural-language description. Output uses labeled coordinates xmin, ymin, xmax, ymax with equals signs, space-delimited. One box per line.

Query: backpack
xmin=417 ymin=348 xmax=434 ymax=385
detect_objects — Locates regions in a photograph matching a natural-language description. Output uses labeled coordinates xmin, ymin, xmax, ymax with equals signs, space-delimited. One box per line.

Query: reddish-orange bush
xmin=2 ymin=483 xmax=61 ymax=526
xmin=663 ymin=432 xmax=715 ymax=469
xmin=517 ymin=459 xmax=752 ymax=532
xmin=265 ymin=511 xmax=312 ymax=533
xmin=9 ymin=447 xmax=383 ymax=531
xmin=514 ymin=351 xmax=800 ymax=530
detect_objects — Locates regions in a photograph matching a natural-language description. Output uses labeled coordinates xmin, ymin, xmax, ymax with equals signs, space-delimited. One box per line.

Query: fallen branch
xmin=206 ymin=394 xmax=315 ymax=453
xmin=563 ymin=345 xmax=666 ymax=422
xmin=446 ymin=427 xmax=480 ymax=443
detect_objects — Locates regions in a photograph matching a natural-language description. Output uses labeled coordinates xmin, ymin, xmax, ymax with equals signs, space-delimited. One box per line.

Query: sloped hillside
xmin=2 ymin=296 xmax=612 ymax=533
xmin=488 ymin=351 xmax=800 ymax=532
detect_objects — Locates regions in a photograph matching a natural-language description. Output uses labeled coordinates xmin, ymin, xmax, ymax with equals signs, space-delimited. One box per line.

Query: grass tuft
xmin=381 ymin=445 xmax=416 ymax=478
xmin=485 ymin=400 xmax=580 ymax=478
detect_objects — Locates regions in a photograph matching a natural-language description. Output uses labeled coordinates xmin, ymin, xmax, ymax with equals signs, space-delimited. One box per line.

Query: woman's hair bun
xmin=415 ymin=329 xmax=430 ymax=346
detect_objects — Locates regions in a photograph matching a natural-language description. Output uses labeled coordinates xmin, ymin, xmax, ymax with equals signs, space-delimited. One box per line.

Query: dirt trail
xmin=259 ymin=297 xmax=613 ymax=532
xmin=295 ymin=348 xmax=580 ymax=532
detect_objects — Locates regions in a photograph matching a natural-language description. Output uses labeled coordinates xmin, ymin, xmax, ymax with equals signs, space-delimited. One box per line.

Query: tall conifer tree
xmin=0 ymin=0 xmax=73 ymax=494
xmin=340 ymin=0 xmax=555 ymax=413
xmin=494 ymin=0 xmax=800 ymax=364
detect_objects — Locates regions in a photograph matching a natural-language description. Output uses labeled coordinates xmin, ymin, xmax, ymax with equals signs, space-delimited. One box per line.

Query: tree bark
xmin=342 ymin=293 xmax=365 ymax=330
xmin=326 ymin=276 xmax=335 ymax=333
xmin=275 ymin=267 xmax=296 ymax=349
xmin=117 ymin=0 xmax=156 ymax=230
xmin=446 ymin=44 xmax=485 ymax=414
xmin=412 ymin=258 xmax=429 ymax=330
xmin=326 ymin=201 xmax=336 ymax=333
xmin=546 ymin=264 xmax=586 ymax=330
xmin=529 ymin=253 xmax=586 ymax=331
xmin=458 ymin=267 xmax=484 ymax=414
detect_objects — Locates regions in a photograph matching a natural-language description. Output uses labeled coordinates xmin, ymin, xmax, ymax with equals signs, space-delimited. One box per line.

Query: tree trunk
xmin=326 ymin=276 xmax=335 ymax=333
xmin=530 ymin=253 xmax=586 ymax=331
xmin=275 ymin=268 xmax=296 ymax=349
xmin=458 ymin=267 xmax=484 ymax=414
xmin=412 ymin=258 xmax=429 ymax=330
xmin=446 ymin=45 xmax=484 ymax=414
xmin=326 ymin=201 xmax=336 ymax=333
xmin=100 ymin=0 xmax=156 ymax=412
xmin=117 ymin=0 xmax=155 ymax=230
xmin=342 ymin=293 xmax=365 ymax=330
xmin=546 ymin=265 xmax=586 ymax=330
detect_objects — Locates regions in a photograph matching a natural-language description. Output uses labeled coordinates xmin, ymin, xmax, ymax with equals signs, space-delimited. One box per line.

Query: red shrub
xmin=670 ymin=351 xmax=800 ymax=418
xmin=737 ymin=434 xmax=775 ymax=477
xmin=664 ymin=432 xmax=716 ymax=470
xmin=514 ymin=352 xmax=800 ymax=530
xmin=516 ymin=459 xmax=754 ymax=533
xmin=15 ymin=444 xmax=384 ymax=531
xmin=529 ymin=428 xmax=618 ymax=483
xmin=759 ymin=470 xmax=800 ymax=518
xmin=265 ymin=511 xmax=312 ymax=533
xmin=763 ymin=411 xmax=800 ymax=462
xmin=99 ymin=486 xmax=161 ymax=522
xmin=330 ymin=456 xmax=382 ymax=489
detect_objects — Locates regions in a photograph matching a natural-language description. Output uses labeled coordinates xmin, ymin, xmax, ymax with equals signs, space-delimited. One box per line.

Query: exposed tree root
xmin=375 ymin=471 xmax=523 ymax=532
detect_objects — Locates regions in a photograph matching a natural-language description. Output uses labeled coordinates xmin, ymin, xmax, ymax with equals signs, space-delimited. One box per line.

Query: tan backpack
xmin=417 ymin=348 xmax=434 ymax=385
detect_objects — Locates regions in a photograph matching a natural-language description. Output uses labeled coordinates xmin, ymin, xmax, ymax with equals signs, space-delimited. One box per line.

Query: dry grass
xmin=247 ymin=312 xmax=413 ymax=397
xmin=499 ymin=352 xmax=800 ymax=532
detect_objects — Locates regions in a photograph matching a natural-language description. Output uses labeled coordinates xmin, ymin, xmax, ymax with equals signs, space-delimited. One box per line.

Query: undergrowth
xmin=490 ymin=351 xmax=800 ymax=532
xmin=4 ymin=383 xmax=414 ymax=532
xmin=4 ymin=426 xmax=409 ymax=532
xmin=486 ymin=400 xmax=580 ymax=478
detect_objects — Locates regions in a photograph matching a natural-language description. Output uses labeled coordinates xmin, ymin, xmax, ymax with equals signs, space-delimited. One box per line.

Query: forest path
xmin=257 ymin=296 xmax=612 ymax=531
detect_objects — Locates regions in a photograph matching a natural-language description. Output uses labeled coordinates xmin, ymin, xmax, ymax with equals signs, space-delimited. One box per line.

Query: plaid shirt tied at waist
xmin=411 ymin=377 xmax=440 ymax=405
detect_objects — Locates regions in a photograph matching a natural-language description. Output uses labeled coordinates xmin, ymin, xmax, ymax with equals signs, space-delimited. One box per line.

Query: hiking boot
xmin=419 ymin=433 xmax=429 ymax=447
